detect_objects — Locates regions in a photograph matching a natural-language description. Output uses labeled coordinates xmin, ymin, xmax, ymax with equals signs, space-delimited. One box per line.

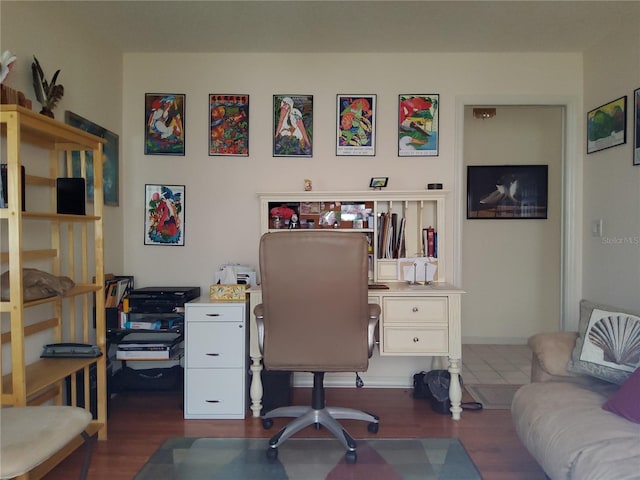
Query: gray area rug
xmin=465 ymin=384 xmax=524 ymax=409
xmin=134 ymin=437 xmax=482 ymax=480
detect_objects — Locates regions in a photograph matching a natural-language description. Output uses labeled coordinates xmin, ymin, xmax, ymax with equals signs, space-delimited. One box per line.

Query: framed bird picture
xmin=273 ymin=94 xmax=313 ymax=157
xmin=467 ymin=165 xmax=548 ymax=219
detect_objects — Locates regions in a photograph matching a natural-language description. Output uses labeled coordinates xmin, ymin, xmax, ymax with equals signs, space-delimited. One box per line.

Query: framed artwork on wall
xmin=209 ymin=94 xmax=249 ymax=156
xmin=634 ymin=88 xmax=639 ymax=166
xmin=144 ymin=93 xmax=186 ymax=155
xmin=65 ymin=111 xmax=119 ymax=206
xmin=398 ymin=94 xmax=439 ymax=157
xmin=144 ymin=184 xmax=185 ymax=246
xmin=336 ymin=95 xmax=376 ymax=156
xmin=467 ymin=165 xmax=548 ymax=219
xmin=273 ymin=95 xmax=313 ymax=157
xmin=586 ymin=96 xmax=627 ymax=154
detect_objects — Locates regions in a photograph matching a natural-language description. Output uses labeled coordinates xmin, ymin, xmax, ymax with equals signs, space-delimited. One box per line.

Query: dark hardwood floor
xmin=44 ymin=387 xmax=546 ymax=479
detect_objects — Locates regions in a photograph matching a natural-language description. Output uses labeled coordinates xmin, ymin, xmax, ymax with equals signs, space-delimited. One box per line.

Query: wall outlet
xmin=591 ymin=219 xmax=603 ymax=237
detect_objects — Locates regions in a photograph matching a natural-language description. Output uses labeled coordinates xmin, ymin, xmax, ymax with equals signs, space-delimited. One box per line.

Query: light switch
xmin=591 ymin=219 xmax=603 ymax=237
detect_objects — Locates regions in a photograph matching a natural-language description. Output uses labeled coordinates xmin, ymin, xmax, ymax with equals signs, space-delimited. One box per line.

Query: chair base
xmin=262 ymin=405 xmax=379 ymax=462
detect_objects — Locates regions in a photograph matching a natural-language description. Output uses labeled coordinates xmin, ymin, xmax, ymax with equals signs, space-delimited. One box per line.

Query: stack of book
xmin=116 ymin=332 xmax=182 ymax=360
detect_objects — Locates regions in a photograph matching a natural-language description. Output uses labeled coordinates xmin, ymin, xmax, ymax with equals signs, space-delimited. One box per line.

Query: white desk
xmin=247 ymin=283 xmax=464 ymax=420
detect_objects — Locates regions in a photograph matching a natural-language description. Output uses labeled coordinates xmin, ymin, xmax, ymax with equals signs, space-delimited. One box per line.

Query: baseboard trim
xmin=462 ymin=336 xmax=528 ymax=345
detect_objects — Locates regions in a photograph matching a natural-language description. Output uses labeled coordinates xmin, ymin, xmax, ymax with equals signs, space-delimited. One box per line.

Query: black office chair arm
xmin=254 ymin=304 xmax=265 ymax=355
xmin=368 ymin=304 xmax=381 ymax=357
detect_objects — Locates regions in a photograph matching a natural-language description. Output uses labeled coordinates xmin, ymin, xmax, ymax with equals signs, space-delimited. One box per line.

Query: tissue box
xmin=209 ymin=284 xmax=247 ymax=302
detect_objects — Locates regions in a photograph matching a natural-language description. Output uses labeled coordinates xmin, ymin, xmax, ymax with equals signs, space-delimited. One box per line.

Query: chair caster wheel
xmin=345 ymin=451 xmax=357 ymax=464
xmin=368 ymin=422 xmax=379 ymax=434
xmin=266 ymin=447 xmax=278 ymax=460
xmin=262 ymin=418 xmax=274 ymax=429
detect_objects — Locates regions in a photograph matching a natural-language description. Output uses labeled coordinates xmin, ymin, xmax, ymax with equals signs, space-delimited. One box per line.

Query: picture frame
xmin=65 ymin=111 xmax=119 ymax=206
xmin=467 ymin=165 xmax=548 ymax=219
xmin=398 ymin=94 xmax=439 ymax=156
xmin=209 ymin=94 xmax=249 ymax=156
xmin=144 ymin=184 xmax=185 ymax=246
xmin=273 ymin=94 xmax=313 ymax=157
xmin=587 ymin=96 xmax=627 ymax=154
xmin=336 ymin=95 xmax=376 ymax=156
xmin=634 ymin=88 xmax=639 ymax=166
xmin=144 ymin=93 xmax=185 ymax=155
xmin=370 ymin=177 xmax=388 ymax=189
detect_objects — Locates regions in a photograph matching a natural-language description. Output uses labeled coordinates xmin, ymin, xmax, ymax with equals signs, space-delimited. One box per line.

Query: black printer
xmin=127 ymin=286 xmax=200 ymax=313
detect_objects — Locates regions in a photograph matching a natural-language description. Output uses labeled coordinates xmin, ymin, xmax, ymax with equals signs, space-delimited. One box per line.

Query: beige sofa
xmin=511 ymin=331 xmax=640 ymax=480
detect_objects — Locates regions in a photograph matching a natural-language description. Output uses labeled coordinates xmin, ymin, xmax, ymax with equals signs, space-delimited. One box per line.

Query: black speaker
xmin=1 ymin=164 xmax=26 ymax=211
xmin=56 ymin=177 xmax=86 ymax=215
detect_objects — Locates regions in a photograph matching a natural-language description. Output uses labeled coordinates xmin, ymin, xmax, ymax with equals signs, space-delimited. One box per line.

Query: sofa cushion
xmin=602 ymin=367 xmax=640 ymax=423
xmin=512 ymin=381 xmax=640 ymax=480
xmin=529 ymin=331 xmax=579 ymax=377
xmin=567 ymin=300 xmax=640 ymax=385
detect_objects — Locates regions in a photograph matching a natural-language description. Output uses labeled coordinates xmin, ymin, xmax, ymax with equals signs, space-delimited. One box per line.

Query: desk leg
xmin=448 ymin=357 xmax=462 ymax=420
xmin=250 ymin=354 xmax=263 ymax=417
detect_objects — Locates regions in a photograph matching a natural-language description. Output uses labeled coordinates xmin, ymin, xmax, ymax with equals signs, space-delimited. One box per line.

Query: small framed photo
xmin=145 ymin=93 xmax=186 ymax=155
xmin=634 ymin=88 xmax=639 ymax=166
xmin=398 ymin=94 xmax=439 ymax=156
xmin=273 ymin=95 xmax=313 ymax=157
xmin=467 ymin=165 xmax=548 ymax=219
xmin=144 ymin=184 xmax=185 ymax=246
xmin=209 ymin=94 xmax=249 ymax=156
xmin=370 ymin=177 xmax=388 ymax=189
xmin=337 ymin=95 xmax=376 ymax=156
xmin=587 ymin=96 xmax=627 ymax=154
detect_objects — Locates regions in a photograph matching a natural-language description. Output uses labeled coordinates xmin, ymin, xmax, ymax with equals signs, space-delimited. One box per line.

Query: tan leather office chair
xmin=255 ymin=231 xmax=380 ymax=463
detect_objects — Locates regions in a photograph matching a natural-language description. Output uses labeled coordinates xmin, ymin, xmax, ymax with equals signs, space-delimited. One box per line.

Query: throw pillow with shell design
xmin=567 ymin=299 xmax=640 ymax=385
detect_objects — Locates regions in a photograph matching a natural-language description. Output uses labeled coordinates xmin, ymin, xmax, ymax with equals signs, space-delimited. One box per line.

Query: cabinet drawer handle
xmin=206 ymin=313 xmax=221 ymax=317
xmin=412 ymin=307 xmax=419 ymax=313
xmin=205 ymin=400 xmax=221 ymax=403
xmin=205 ymin=353 xmax=220 ymax=356
xmin=413 ymin=337 xmax=420 ymax=343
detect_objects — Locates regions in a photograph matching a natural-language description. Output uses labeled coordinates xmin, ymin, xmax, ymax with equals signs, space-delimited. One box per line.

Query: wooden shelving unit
xmin=0 ymin=105 xmax=108 ymax=477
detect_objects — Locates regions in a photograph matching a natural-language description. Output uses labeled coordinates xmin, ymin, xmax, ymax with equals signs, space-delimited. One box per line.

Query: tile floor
xmin=461 ymin=344 xmax=532 ymax=385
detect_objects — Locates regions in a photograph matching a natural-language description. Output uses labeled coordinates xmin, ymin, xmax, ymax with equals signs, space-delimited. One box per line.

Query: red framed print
xmin=145 ymin=93 xmax=185 ymax=155
xmin=398 ymin=94 xmax=439 ymax=157
xmin=209 ymin=94 xmax=249 ymax=156
xmin=336 ymin=95 xmax=376 ymax=156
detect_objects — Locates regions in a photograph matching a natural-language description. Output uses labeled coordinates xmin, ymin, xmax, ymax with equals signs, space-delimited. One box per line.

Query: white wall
xmin=462 ymin=106 xmax=563 ymax=343
xmin=581 ymin=13 xmax=640 ymax=315
xmin=122 ymin=53 xmax=582 ymax=294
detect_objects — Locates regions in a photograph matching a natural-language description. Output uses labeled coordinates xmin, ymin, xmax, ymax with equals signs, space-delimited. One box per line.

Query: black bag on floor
xmin=413 ymin=370 xmax=482 ymax=414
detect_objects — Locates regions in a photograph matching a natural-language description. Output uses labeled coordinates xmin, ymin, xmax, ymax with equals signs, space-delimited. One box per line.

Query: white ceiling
xmin=14 ymin=1 xmax=640 ymax=53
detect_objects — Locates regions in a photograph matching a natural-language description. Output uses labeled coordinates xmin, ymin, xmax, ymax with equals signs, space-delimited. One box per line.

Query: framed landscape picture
xmin=467 ymin=165 xmax=548 ymax=219
xmin=587 ymin=96 xmax=627 ymax=154
xmin=336 ymin=95 xmax=376 ymax=156
xmin=144 ymin=184 xmax=185 ymax=246
xmin=65 ymin=111 xmax=119 ymax=206
xmin=209 ymin=94 xmax=249 ymax=156
xmin=145 ymin=93 xmax=186 ymax=155
xmin=273 ymin=95 xmax=313 ymax=157
xmin=398 ymin=94 xmax=439 ymax=156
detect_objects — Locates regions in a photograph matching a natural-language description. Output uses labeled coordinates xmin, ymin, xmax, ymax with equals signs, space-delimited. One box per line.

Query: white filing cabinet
xmin=184 ymin=300 xmax=248 ymax=419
